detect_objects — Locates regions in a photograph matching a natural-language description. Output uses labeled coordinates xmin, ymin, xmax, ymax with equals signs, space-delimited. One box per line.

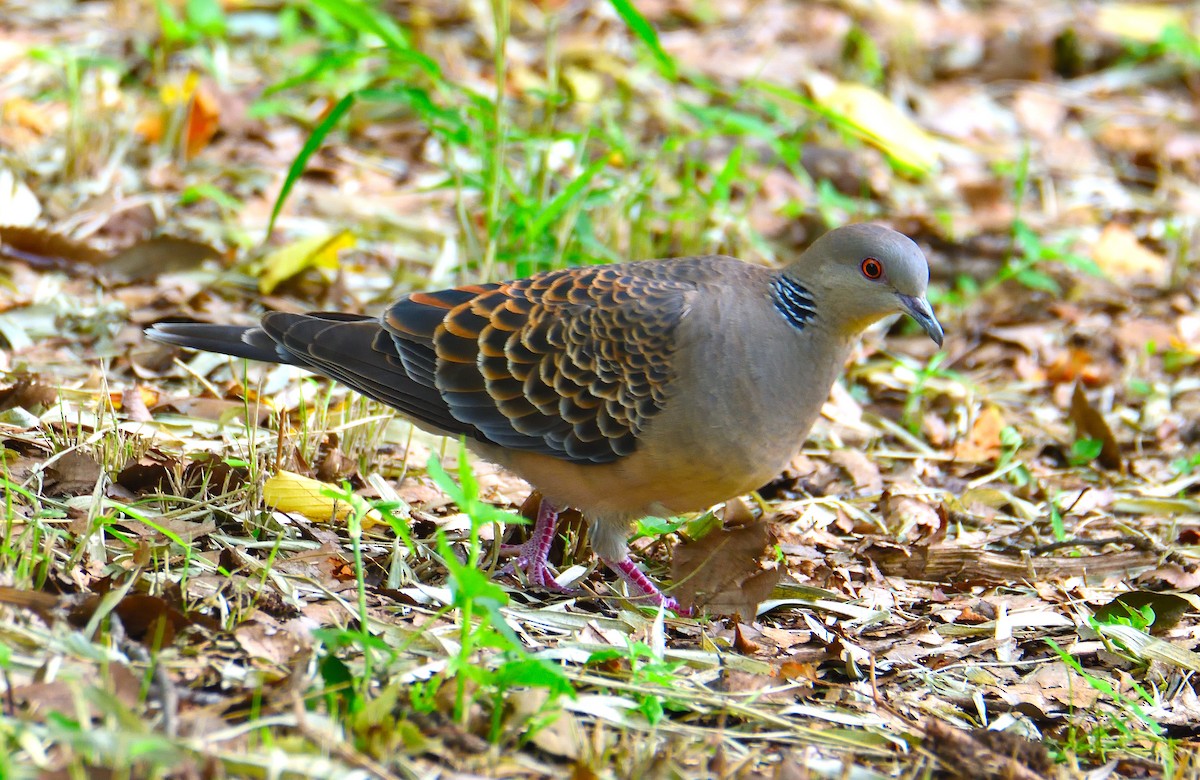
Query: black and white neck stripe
xmin=770 ymin=275 xmax=816 ymax=331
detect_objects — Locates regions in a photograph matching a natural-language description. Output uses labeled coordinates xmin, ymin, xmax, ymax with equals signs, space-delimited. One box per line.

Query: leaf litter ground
xmin=1 ymin=0 xmax=1200 ymax=777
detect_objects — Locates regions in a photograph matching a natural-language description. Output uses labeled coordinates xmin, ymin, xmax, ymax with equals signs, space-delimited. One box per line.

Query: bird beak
xmin=897 ymin=294 xmax=944 ymax=347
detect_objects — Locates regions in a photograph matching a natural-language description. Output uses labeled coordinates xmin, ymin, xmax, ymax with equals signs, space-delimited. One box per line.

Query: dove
xmin=148 ymin=223 xmax=943 ymax=611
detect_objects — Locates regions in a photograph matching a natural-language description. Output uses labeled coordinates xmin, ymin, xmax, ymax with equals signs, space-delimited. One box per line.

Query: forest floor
xmin=1 ymin=0 xmax=1200 ymax=777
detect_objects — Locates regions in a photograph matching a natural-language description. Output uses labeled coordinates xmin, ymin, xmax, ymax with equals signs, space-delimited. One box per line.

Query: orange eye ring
xmin=861 ymin=257 xmax=883 ymax=280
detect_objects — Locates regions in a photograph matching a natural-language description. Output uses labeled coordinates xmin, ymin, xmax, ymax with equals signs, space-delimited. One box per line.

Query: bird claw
xmin=658 ymin=596 xmax=693 ymax=616
xmin=633 ymin=592 xmax=693 ymax=616
xmin=608 ymin=556 xmax=692 ymax=615
xmin=498 ymin=541 xmax=578 ymax=594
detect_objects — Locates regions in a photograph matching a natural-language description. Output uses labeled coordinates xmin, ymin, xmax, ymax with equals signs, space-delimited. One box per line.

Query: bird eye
xmin=860 ymin=257 xmax=883 ymax=280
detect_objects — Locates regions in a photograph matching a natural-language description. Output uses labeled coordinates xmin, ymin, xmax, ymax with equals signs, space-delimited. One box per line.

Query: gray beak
xmin=898 ymin=294 xmax=944 ymax=347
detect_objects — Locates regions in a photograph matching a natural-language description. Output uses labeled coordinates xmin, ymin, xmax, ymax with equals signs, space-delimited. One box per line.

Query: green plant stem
xmin=481 ymin=0 xmax=510 ymax=282
xmin=455 ymin=597 xmax=474 ymax=724
xmin=348 ymin=499 xmax=373 ymax=692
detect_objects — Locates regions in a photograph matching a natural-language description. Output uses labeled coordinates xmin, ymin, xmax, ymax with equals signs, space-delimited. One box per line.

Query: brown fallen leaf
xmin=830 ymin=449 xmax=883 ymax=494
xmin=923 ymin=719 xmax=1052 ymax=780
xmin=1136 ymin=563 xmax=1200 ymax=591
xmin=869 ymin=544 xmax=1157 ymax=583
xmin=151 ymin=396 xmax=274 ymax=426
xmin=13 ymin=663 xmax=141 ymax=716
xmin=733 ymin=622 xmax=759 ymax=654
xmin=0 ymin=226 xmax=219 ymax=282
xmin=121 ymin=386 xmax=153 ymax=423
xmin=314 ymin=434 xmax=357 ymax=483
xmin=0 ymin=225 xmax=106 ymax=272
xmin=104 ymin=236 xmax=222 ymax=281
xmin=116 ymin=512 xmax=217 ymax=545
xmin=235 ymin=613 xmax=306 ymax=666
xmin=709 ymin=669 xmax=795 ymax=703
xmin=671 ymin=500 xmax=781 ymax=618
xmin=0 ymin=587 xmax=217 ymax=647
xmin=1093 ymin=590 xmax=1198 ymax=633
xmin=0 ymin=377 xmax=57 ymax=412
xmin=113 ymin=457 xmax=174 ymax=495
xmin=953 ymin=405 xmax=1004 ymax=463
xmin=506 ymin=689 xmax=585 ymax=760
xmin=1069 ymin=382 xmax=1123 ymax=471
xmin=879 ymin=493 xmax=945 ymax=545
xmin=776 ymin=659 xmax=820 ymax=682
xmin=1046 ymin=346 xmax=1107 ymax=386
xmin=44 ymin=450 xmax=104 ymax=496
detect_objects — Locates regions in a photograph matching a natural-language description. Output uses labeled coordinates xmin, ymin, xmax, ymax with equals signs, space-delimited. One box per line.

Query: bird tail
xmin=145 ymin=322 xmax=295 ymax=364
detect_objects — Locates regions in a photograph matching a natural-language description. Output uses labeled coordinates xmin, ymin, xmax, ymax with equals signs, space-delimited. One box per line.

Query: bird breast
xmin=471 ymin=281 xmax=851 ymax=527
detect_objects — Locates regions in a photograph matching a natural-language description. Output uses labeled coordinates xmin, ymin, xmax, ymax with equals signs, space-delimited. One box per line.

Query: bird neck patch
xmin=770 ymin=275 xmax=816 ymax=330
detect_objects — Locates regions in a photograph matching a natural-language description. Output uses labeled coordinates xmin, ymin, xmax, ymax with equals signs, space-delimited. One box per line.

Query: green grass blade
xmin=528 ymin=156 xmax=608 ymax=236
xmin=266 ymin=91 xmax=356 ymax=240
xmin=308 ymin=0 xmax=440 ymax=75
xmin=607 ymin=0 xmax=677 ymax=80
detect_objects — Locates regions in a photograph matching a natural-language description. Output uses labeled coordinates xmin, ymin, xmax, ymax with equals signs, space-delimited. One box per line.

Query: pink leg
xmin=500 ymin=498 xmax=573 ymax=592
xmin=607 ymin=557 xmax=691 ymax=615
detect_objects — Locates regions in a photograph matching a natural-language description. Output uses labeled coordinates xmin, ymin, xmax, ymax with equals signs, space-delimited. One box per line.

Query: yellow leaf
xmin=161 ymin=71 xmax=200 ymax=107
xmin=263 ymin=469 xmax=381 ymax=527
xmin=1092 ymin=223 xmax=1168 ymax=286
xmin=812 ymin=80 xmax=939 ymax=176
xmin=1097 ymin=4 xmax=1187 ymax=43
xmin=563 ymin=66 xmax=603 ymax=103
xmin=2 ymin=98 xmax=54 ymax=135
xmin=257 ymin=231 xmax=355 ymax=294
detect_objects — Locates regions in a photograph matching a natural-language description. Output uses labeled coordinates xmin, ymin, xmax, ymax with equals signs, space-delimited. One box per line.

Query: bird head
xmin=786 ymin=223 xmax=944 ymax=347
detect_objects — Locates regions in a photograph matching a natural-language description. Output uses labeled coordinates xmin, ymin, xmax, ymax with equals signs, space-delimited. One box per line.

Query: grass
xmin=3 ymin=0 xmax=1200 ymax=777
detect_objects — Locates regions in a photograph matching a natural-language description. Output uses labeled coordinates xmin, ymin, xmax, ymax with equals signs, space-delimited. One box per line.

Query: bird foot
xmin=498 ymin=540 xmax=577 ymax=593
xmin=608 ymin=557 xmax=693 ymax=615
xmin=495 ymin=497 xmax=578 ymax=594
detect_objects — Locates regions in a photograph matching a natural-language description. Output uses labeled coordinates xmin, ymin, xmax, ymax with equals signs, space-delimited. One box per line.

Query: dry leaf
xmin=256 ymin=232 xmax=355 ymax=294
xmin=105 ymin=237 xmax=221 ymax=281
xmin=1096 ymin=3 xmax=1188 ymax=43
xmin=151 ymin=396 xmax=274 ymax=426
xmin=1091 ymin=223 xmax=1168 ymax=286
xmin=506 ymin=690 xmax=585 ymax=759
xmin=263 ymin=469 xmax=382 ymax=527
xmin=0 ymin=378 xmax=57 ymax=412
xmin=44 ymin=450 xmax=104 ymax=496
xmin=1137 ymin=563 xmax=1200 ymax=591
xmin=0 ymin=588 xmax=214 ymax=647
xmin=13 ymin=664 xmax=142 ymax=717
xmin=810 ymin=77 xmax=940 ymax=176
xmin=671 ymin=509 xmax=781 ymax=617
xmin=235 ymin=614 xmax=306 ymax=665
xmin=0 ymin=170 xmax=41 ymax=226
xmin=1045 ymin=346 xmax=1106 ymax=386
xmin=923 ymin=720 xmax=1053 ymax=780
xmin=2 ymin=97 xmax=53 ymax=136
xmin=0 ymin=225 xmax=106 ymax=271
xmin=953 ymin=405 xmax=1004 ymax=463
xmin=184 ymin=83 xmax=220 ymax=160
xmin=879 ymin=493 xmax=944 ymax=544
xmin=134 ymin=111 xmax=165 ymax=143
xmin=829 ymin=449 xmax=883 ymax=494
xmin=1069 ymin=382 xmax=1123 ymax=471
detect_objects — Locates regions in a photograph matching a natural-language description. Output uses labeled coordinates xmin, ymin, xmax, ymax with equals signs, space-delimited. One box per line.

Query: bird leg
xmin=502 ymin=498 xmax=690 ymax=613
xmin=606 ymin=557 xmax=688 ymax=614
xmin=499 ymin=497 xmax=573 ymax=592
